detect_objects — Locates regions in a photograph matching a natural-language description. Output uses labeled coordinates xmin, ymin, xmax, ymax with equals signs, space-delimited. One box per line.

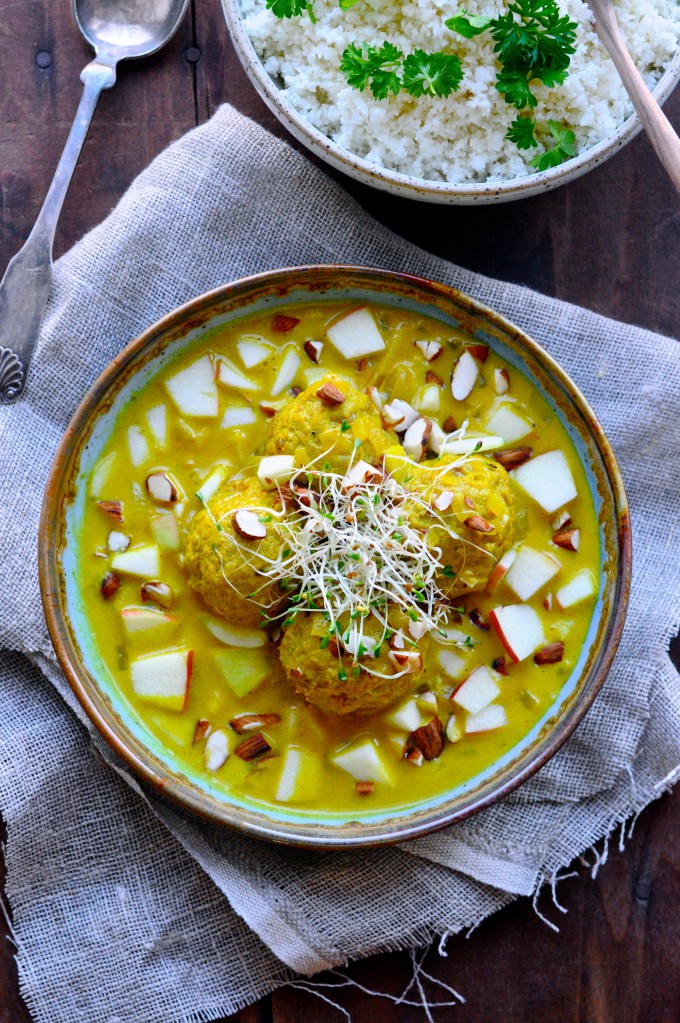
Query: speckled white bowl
xmin=222 ymin=0 xmax=680 ymax=204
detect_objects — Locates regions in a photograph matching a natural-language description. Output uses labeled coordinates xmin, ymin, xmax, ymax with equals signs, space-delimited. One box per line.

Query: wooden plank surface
xmin=0 ymin=0 xmax=678 ymax=1020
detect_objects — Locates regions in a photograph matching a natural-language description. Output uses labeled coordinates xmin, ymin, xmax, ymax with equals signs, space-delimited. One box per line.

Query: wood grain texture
xmin=0 ymin=0 xmax=678 ymax=1020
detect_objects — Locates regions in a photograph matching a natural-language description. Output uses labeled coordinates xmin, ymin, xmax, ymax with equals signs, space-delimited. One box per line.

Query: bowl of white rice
xmin=222 ymin=0 xmax=680 ymax=203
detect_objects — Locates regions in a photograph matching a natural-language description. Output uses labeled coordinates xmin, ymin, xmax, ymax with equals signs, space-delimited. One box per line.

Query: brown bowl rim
xmin=39 ymin=265 xmax=632 ymax=847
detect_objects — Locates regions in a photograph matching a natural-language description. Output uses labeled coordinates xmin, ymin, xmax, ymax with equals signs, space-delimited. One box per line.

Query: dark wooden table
xmin=1 ymin=2 xmax=678 ymax=1020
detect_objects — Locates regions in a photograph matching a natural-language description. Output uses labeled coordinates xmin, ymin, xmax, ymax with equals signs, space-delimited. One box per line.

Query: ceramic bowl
xmin=221 ymin=0 xmax=680 ymax=205
xmin=40 ymin=266 xmax=631 ymax=846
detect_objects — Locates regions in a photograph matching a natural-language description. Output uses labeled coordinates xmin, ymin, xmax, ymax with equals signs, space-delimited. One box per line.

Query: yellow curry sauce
xmin=78 ymin=302 xmax=599 ymax=813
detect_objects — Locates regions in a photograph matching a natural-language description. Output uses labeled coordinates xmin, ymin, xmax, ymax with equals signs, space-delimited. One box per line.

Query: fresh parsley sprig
xmin=266 ymin=0 xmax=316 ymax=21
xmin=341 ymin=43 xmax=463 ymax=100
xmin=446 ymin=0 xmax=577 ymax=109
xmin=506 ymin=114 xmax=537 ymax=149
xmin=530 ymin=119 xmax=576 ymax=169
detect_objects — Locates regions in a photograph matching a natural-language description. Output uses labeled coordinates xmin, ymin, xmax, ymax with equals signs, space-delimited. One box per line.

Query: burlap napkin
xmin=0 ymin=105 xmax=678 ymax=1023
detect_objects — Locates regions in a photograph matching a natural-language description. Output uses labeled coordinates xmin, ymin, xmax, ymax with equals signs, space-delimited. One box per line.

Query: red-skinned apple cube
xmin=489 ymin=605 xmax=545 ymax=663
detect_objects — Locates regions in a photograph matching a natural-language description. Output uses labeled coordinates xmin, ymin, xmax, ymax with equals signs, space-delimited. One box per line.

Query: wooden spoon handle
xmin=594 ymin=8 xmax=680 ymax=192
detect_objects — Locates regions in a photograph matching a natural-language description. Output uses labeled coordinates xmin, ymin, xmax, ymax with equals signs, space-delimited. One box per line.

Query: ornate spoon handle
xmin=0 ymin=57 xmax=116 ymax=404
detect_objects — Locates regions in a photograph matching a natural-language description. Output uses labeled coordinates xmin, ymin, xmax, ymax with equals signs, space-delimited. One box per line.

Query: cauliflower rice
xmin=242 ymin=0 xmax=680 ymax=182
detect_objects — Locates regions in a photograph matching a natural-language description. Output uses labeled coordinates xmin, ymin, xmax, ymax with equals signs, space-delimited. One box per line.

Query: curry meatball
xmin=279 ymin=612 xmax=427 ymax=716
xmin=405 ymin=456 xmax=515 ymax=598
xmin=184 ymin=477 xmax=286 ymax=627
xmin=266 ymin=373 xmax=394 ymax=476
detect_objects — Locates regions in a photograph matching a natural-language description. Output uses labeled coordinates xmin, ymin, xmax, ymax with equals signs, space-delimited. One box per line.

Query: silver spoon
xmin=0 ymin=0 xmax=189 ymax=404
xmin=586 ymin=0 xmax=680 ymax=193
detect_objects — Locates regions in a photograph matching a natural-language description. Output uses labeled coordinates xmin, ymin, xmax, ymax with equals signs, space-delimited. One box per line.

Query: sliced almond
xmin=493 ymin=446 xmax=533 ymax=471
xmin=97 ymin=500 xmax=124 ymax=522
xmin=468 ymin=608 xmax=490 ymax=631
xmin=316 ymin=382 xmax=345 ymax=406
xmin=388 ymin=649 xmax=423 ymax=674
xmin=389 ymin=631 xmax=406 ymax=650
xmin=204 ymin=728 xmax=230 ymax=771
xmin=343 ymin=460 xmax=382 ymax=489
xmin=355 ymin=780 xmax=375 ymax=795
xmin=551 ymin=510 xmax=573 ymax=530
xmin=465 ymin=514 xmax=494 ymax=533
xmin=192 ymin=719 xmax=212 ymax=745
xmin=543 ymin=593 xmax=554 ymax=611
xmin=233 ymin=509 xmax=268 ymax=541
xmin=381 ymin=403 xmax=406 ymax=429
xmin=443 ymin=416 xmax=457 ymax=433
xmin=534 ymin=641 xmax=565 ymax=665
xmin=492 ymin=656 xmax=509 ymax=676
xmin=366 ymin=385 xmax=383 ymax=411
xmin=100 ymin=572 xmax=120 ymax=599
xmin=464 ymin=495 xmax=475 ymax=510
xmin=259 ymin=400 xmax=285 ymax=418
xmin=141 ymin=581 xmax=172 ymax=608
xmin=552 ymin=528 xmax=580 ymax=552
xmin=408 ymin=618 xmax=430 ymax=641
xmin=145 ymin=472 xmax=178 ymax=505
xmin=408 ymin=717 xmax=444 ymax=760
xmin=434 ymin=490 xmax=454 ymax=513
xmin=230 ymin=713 xmax=281 ymax=734
xmin=467 ymin=343 xmax=489 ymax=364
xmin=234 ymin=732 xmax=272 ymax=761
xmin=415 ymin=340 xmax=443 ymax=362
xmin=425 ymin=370 xmax=443 ymax=387
xmin=451 ymin=350 xmax=479 ymax=400
xmin=272 ymin=313 xmax=300 ymax=333
xmin=494 ymin=367 xmax=510 ymax=394
xmin=404 ymin=747 xmax=424 ymax=766
xmin=402 ymin=417 xmax=432 ymax=462
xmin=304 ymin=339 xmax=323 ymax=363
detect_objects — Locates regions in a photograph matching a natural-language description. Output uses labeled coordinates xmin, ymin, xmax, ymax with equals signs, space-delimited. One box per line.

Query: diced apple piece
xmin=489 ymin=604 xmax=545 ymax=663
xmin=485 ymin=548 xmax=517 ymax=594
xmin=505 ymin=546 xmax=561 ymax=601
xmin=555 ymin=569 xmax=597 ymax=609
xmin=127 ymin=426 xmax=150 ymax=469
xmin=326 ymin=307 xmax=385 ymax=359
xmin=221 ymin=406 xmax=257 ymax=430
xmin=385 ymin=698 xmax=421 ymax=732
xmin=166 ymin=356 xmax=218 ymax=417
xmin=146 ymin=404 xmax=167 ymax=449
xmin=417 ymin=690 xmax=438 ymax=714
xmin=121 ymin=606 xmax=179 ymax=648
xmin=450 ymin=350 xmax=479 ymax=400
xmin=216 ymin=357 xmax=258 ymax=393
xmin=150 ymin=514 xmax=180 ymax=551
xmin=257 ymin=454 xmax=296 ymax=490
xmin=510 ymin=450 xmax=578 ymax=514
xmin=439 ymin=433 xmax=504 ymax=456
xmin=437 ymin=647 xmax=468 ymax=679
xmin=196 ymin=464 xmax=230 ymax=504
xmin=111 ymin=544 xmax=160 ymax=579
xmin=271 ymin=349 xmax=301 ymax=396
xmin=452 ymin=665 xmax=501 ymax=715
xmin=204 ymin=728 xmax=231 ymax=772
xmin=202 ymin=617 xmax=266 ymax=648
xmin=331 ymin=738 xmax=392 ymax=785
xmin=237 ymin=335 xmax=273 ymax=368
xmin=275 ymin=746 xmax=322 ymax=803
xmin=486 ymin=401 xmax=534 ymax=443
xmin=213 ymin=647 xmax=273 ymax=698
xmin=415 ymin=384 xmax=440 ymax=414
xmin=465 ymin=704 xmax=508 ymax=734
xmin=130 ymin=648 xmax=192 ymax=712
xmin=301 ymin=366 xmax=329 ymax=388
xmin=90 ymin=452 xmax=118 ymax=498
